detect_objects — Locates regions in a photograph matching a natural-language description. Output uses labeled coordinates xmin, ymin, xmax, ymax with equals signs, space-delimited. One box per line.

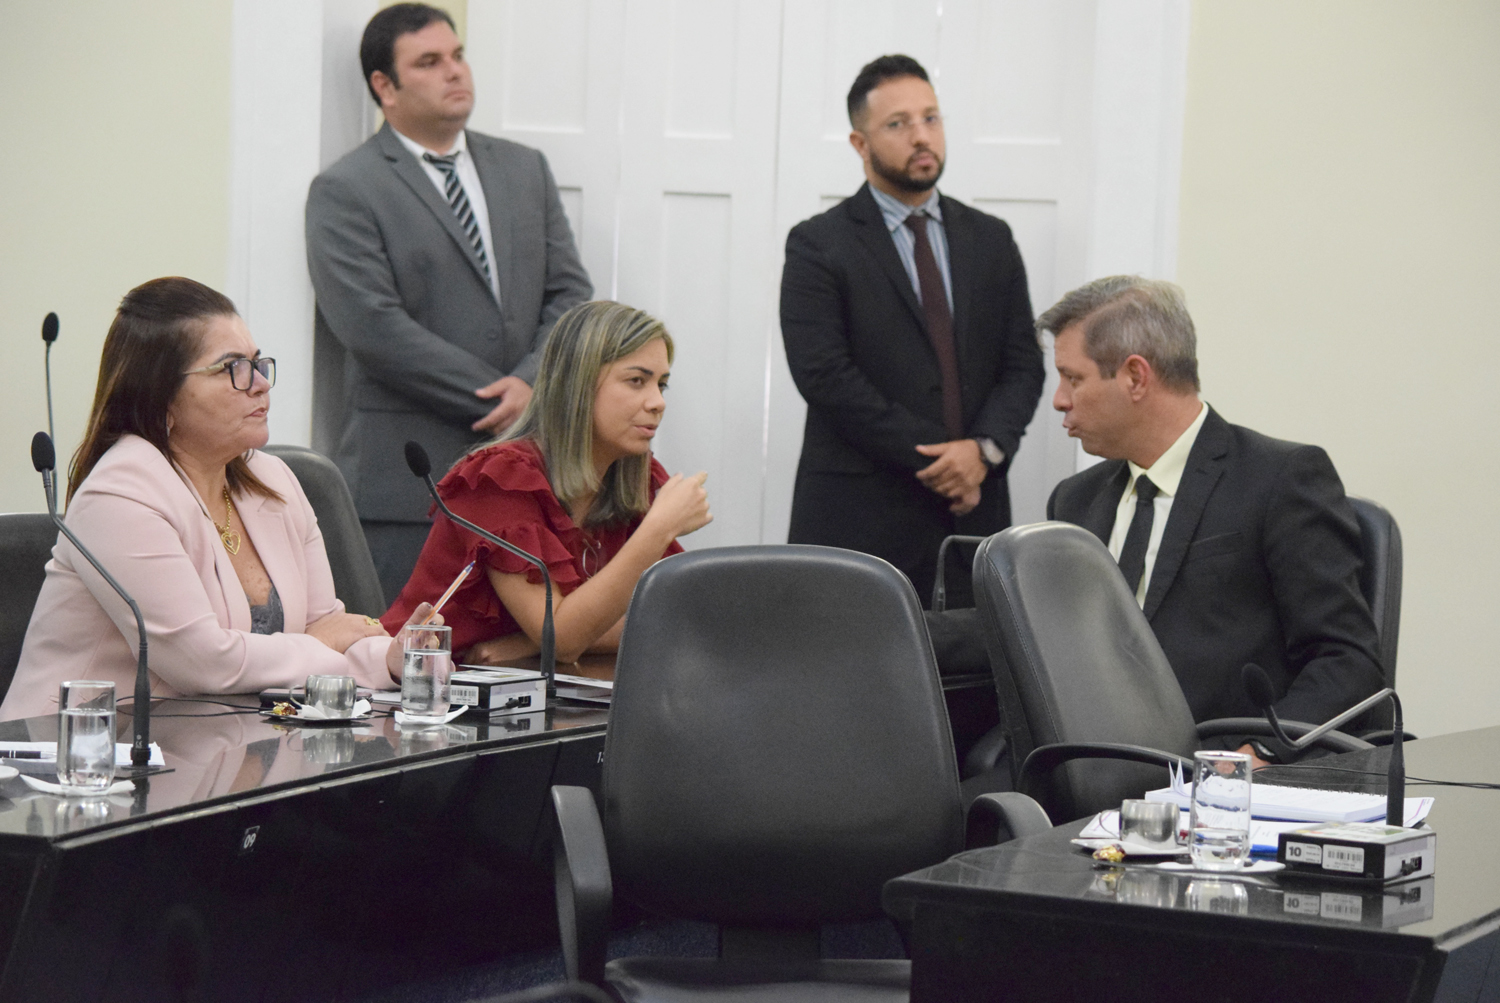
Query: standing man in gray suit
xmin=306 ymin=3 xmax=591 ymax=604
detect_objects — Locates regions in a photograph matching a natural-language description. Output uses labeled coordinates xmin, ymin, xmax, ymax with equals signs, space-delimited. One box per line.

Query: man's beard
xmin=869 ymin=145 xmax=944 ymax=193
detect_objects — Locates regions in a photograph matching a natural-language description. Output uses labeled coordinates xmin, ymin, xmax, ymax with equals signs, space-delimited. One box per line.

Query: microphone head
xmin=1242 ymin=663 xmax=1276 ymax=711
xmin=404 ymin=441 xmax=431 ymax=479
xmin=31 ymin=431 xmax=55 ymax=473
xmin=41 ymin=312 xmax=59 ymax=344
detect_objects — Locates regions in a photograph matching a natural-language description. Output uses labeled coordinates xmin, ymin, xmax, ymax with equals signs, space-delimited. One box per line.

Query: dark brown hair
xmin=847 ymin=54 xmax=930 ymax=128
xmin=68 ymin=277 xmax=283 ymax=504
xmin=360 ymin=3 xmax=456 ymax=105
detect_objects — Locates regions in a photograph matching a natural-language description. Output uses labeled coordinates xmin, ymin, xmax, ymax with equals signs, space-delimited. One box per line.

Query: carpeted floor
xmin=360 ymin=916 xmax=906 ymax=1002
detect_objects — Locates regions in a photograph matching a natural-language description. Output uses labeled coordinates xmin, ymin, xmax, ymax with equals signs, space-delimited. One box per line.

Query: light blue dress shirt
xmin=868 ymin=185 xmax=953 ymax=311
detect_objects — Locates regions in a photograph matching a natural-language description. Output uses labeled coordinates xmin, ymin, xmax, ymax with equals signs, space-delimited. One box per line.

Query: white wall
xmin=0 ymin=1 xmax=233 ymax=513
xmin=463 ymin=0 xmax=1188 ymax=544
xmin=1177 ymin=1 xmax=1500 ymax=737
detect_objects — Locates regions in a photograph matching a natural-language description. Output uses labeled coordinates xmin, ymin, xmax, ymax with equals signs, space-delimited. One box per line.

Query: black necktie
xmin=1117 ymin=475 xmax=1160 ymax=595
xmin=904 ymin=212 xmax=964 ymax=439
xmin=423 ymin=152 xmax=493 ymax=285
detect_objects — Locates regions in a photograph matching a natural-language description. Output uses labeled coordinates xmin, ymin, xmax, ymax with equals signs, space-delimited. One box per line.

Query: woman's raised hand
xmin=644 ymin=471 xmax=712 ymax=540
xmin=384 ymin=602 xmax=442 ymax=681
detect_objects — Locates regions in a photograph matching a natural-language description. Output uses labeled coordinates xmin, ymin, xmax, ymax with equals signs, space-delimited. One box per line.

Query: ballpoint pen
xmin=422 ymin=560 xmax=476 ymax=624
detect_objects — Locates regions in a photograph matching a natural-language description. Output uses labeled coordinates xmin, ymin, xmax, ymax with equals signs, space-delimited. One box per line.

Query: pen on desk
xmin=422 ymin=560 xmax=476 ymax=624
xmin=0 ymin=750 xmax=46 ymax=760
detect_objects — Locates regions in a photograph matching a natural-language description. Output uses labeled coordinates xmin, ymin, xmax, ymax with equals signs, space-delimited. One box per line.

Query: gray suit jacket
xmin=305 ymin=124 xmax=591 ymax=523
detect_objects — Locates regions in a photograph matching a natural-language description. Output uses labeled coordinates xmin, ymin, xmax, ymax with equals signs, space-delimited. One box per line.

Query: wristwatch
xmin=975 ymin=437 xmax=1005 ymax=469
xmin=1247 ymin=739 xmax=1281 ymax=764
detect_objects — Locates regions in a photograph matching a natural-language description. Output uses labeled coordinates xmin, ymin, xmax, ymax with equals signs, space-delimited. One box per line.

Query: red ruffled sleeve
xmin=381 ymin=441 xmax=684 ymax=654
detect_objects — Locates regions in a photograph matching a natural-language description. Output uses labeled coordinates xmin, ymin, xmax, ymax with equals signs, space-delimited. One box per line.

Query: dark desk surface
xmin=886 ymin=726 xmax=1500 ymax=1003
xmin=890 ymin=725 xmax=1500 ymax=945
xmin=0 ymin=664 xmax=610 ymax=845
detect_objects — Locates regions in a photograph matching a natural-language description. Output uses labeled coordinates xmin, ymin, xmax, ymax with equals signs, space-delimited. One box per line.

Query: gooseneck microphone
xmin=1242 ymin=663 xmax=1405 ymax=826
xmin=40 ymin=313 xmax=59 ymax=510
xmin=404 ymin=441 xmax=556 ymax=697
xmin=32 ymin=432 xmax=155 ymax=772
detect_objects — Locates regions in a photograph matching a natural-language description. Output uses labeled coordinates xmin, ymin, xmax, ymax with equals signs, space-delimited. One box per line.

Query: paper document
xmin=0 ymin=742 xmax=165 ymax=767
xmin=1087 ymin=797 xmax=1434 ymax=854
xmin=1145 ymin=763 xmax=1431 ymax=824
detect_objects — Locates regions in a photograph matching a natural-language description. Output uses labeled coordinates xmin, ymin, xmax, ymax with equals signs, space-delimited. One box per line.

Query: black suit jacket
xmin=1047 ymin=408 xmax=1383 ymax=726
xmin=780 ymin=184 xmax=1043 ymax=595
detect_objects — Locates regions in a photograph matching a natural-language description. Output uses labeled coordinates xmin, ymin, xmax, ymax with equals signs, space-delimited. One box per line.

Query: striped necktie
xmin=422 ymin=151 xmax=493 ymax=285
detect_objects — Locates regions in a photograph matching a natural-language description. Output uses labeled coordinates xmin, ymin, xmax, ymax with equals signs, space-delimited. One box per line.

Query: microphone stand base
xmin=118 ymin=764 xmax=174 ymax=779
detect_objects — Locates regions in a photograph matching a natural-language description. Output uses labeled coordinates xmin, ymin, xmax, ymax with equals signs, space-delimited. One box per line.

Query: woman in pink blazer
xmin=1 ymin=277 xmax=425 ymax=721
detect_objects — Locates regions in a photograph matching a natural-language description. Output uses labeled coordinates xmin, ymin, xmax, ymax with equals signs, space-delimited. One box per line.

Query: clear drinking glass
xmin=400 ymin=623 xmax=453 ymax=724
xmin=57 ymin=680 xmax=116 ymax=793
xmin=1188 ymin=750 xmax=1252 ymax=871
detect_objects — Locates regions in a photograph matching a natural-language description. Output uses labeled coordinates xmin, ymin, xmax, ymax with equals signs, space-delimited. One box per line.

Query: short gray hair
xmin=1036 ymin=276 xmax=1200 ymax=393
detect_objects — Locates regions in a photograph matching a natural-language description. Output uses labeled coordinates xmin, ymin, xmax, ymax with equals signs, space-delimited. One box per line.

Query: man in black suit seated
xmin=1042 ymin=276 xmax=1383 ymax=766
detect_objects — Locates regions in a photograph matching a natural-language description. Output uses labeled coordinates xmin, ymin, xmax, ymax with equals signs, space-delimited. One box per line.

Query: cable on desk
xmin=117 ymin=696 xmax=263 ymax=716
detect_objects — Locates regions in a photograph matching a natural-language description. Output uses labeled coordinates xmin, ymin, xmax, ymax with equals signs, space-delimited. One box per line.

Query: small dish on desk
xmin=0 ymin=765 xmax=18 ymax=782
xmin=260 ymin=698 xmax=373 ymax=724
xmin=1073 ymin=838 xmax=1183 ymax=860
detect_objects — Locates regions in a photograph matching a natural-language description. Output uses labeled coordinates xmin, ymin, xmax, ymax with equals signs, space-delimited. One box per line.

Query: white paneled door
xmin=447 ymin=0 xmax=1184 ymax=546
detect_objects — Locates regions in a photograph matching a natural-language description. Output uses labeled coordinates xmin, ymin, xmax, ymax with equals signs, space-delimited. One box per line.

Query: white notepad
xmin=1144 ymin=763 xmax=1431 ymax=824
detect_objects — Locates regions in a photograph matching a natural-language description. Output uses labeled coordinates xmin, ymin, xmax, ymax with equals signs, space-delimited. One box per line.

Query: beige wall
xmin=1177 ymin=1 xmax=1500 ymax=736
xmin=0 ymin=1 xmax=233 ymax=513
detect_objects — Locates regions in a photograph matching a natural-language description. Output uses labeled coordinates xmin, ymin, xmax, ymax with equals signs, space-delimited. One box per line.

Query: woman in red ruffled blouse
xmin=381 ymin=301 xmax=712 ymax=663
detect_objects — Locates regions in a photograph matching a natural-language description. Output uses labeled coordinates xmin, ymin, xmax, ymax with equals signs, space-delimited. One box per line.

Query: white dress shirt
xmin=1107 ymin=401 xmax=1210 ymax=605
xmin=391 ymin=127 xmax=501 ymax=304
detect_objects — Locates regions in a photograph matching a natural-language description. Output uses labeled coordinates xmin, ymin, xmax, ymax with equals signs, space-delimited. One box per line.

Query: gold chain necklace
xmin=215 ymin=486 xmax=242 ymax=556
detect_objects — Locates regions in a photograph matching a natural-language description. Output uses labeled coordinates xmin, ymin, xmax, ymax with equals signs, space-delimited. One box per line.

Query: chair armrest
xmin=931 ymin=534 xmax=987 ymax=611
xmin=961 ymin=724 xmax=1008 ymax=780
xmin=1018 ymin=742 xmax=1193 ymax=797
xmin=967 ymin=791 xmax=1052 ymax=845
xmin=1356 ymin=729 xmax=1418 ymax=747
xmin=1196 ymin=717 xmax=1374 ymax=755
xmin=551 ymin=786 xmax=613 ymax=986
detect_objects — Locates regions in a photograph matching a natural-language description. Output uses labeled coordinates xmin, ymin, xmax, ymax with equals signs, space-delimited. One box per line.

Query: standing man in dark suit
xmin=1043 ymin=276 xmax=1382 ymax=765
xmin=780 ymin=55 xmax=1044 ymax=603
xmin=306 ymin=3 xmax=591 ymax=604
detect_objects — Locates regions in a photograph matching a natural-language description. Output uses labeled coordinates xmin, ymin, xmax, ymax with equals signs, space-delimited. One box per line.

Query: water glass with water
xmin=57 ymin=680 xmax=115 ymax=794
xmin=400 ymin=623 xmax=453 ymax=725
xmin=1188 ymin=750 xmax=1252 ymax=870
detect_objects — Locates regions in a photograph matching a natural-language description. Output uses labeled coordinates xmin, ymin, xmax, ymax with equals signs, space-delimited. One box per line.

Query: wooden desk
xmin=884 ymin=726 xmax=1500 ymax=1003
xmin=0 ymin=692 xmax=607 ymax=1003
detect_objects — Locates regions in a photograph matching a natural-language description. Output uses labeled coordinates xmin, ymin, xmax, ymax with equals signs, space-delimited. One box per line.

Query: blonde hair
xmin=497 ymin=301 xmax=673 ymax=526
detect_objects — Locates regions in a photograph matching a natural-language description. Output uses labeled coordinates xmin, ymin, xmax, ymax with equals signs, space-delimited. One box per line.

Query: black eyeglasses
xmin=183 ymin=357 xmax=277 ymax=391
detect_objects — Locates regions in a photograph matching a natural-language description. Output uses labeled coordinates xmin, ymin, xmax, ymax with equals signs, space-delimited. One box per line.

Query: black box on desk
xmin=449 ymin=667 xmax=547 ymax=715
xmin=1278 ymin=823 xmax=1435 ymax=884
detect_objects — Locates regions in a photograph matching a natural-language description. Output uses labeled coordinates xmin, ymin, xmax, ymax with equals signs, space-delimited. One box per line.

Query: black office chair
xmin=550 ymin=545 xmax=1047 ymax=1002
xmin=1348 ymin=495 xmax=1402 ymax=733
xmin=973 ymin=522 xmax=1372 ymax=822
xmin=0 ymin=513 xmax=57 ymax=705
xmin=262 ymin=444 xmax=386 ymax=617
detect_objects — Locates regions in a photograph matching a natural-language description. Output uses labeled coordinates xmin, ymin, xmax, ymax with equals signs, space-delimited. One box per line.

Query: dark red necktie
xmin=904 ymin=212 xmax=963 ymax=438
